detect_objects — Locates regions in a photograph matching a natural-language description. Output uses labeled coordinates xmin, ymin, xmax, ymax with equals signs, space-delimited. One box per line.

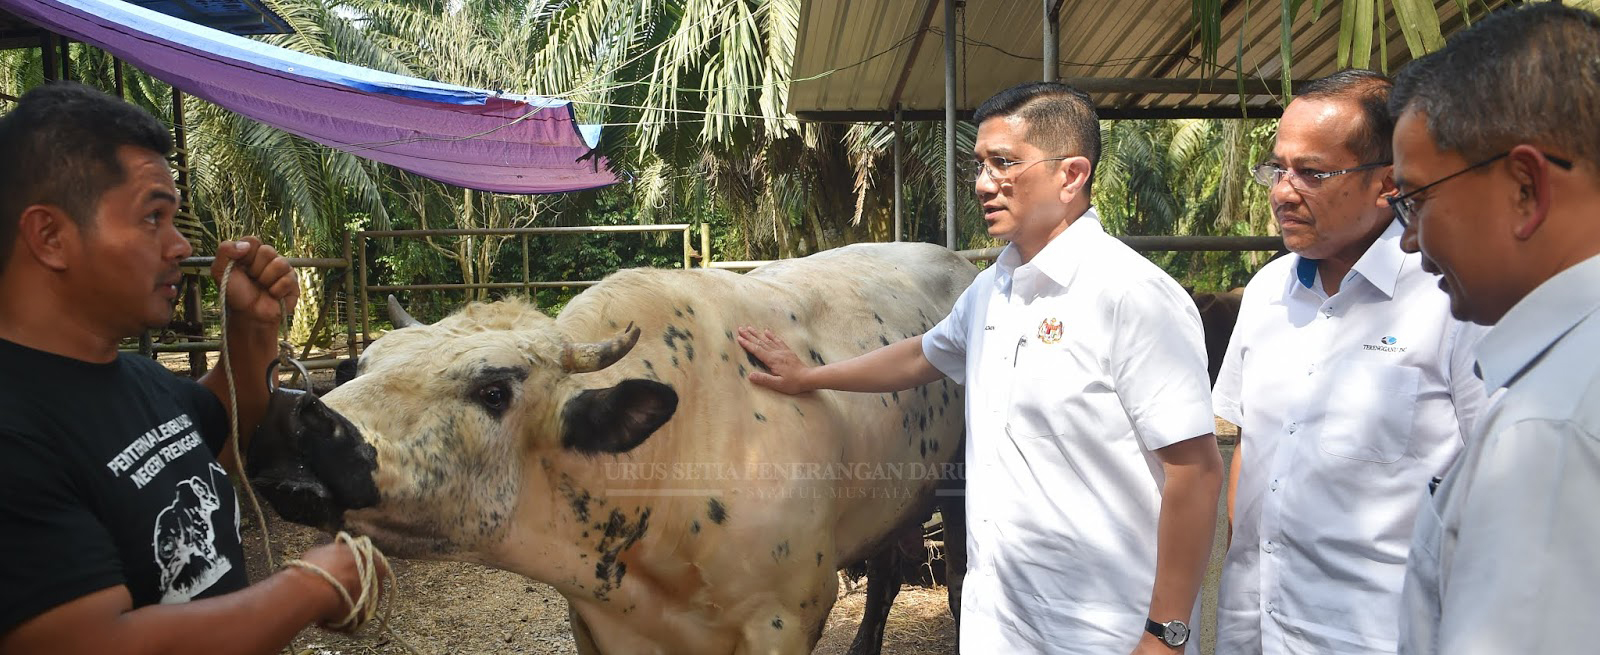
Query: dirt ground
xmin=179 ymin=356 xmax=1235 ymax=655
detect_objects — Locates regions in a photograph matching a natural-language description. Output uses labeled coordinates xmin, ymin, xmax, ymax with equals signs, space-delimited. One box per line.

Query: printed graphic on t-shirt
xmin=96 ymin=412 xmax=236 ymax=603
xmin=153 ymin=463 xmax=234 ymax=603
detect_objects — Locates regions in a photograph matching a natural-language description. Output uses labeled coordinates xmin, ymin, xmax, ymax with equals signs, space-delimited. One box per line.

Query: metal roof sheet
xmin=790 ymin=0 xmax=1503 ymax=120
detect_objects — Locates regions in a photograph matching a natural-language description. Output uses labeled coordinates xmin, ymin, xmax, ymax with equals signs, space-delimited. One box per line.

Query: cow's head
xmin=247 ymin=296 xmax=677 ymax=558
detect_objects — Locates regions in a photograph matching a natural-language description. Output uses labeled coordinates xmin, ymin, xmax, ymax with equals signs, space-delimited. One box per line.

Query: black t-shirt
xmin=0 ymin=338 xmax=247 ymax=635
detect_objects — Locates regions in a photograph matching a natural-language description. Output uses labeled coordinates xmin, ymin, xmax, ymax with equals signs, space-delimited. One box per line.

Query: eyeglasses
xmin=1387 ymin=150 xmax=1575 ymax=227
xmin=966 ymin=155 xmax=1072 ymax=183
xmin=1251 ymin=161 xmax=1391 ymax=190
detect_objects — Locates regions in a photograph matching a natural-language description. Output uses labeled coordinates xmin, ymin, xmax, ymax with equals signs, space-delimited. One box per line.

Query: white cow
xmin=249 ymin=242 xmax=973 ymax=654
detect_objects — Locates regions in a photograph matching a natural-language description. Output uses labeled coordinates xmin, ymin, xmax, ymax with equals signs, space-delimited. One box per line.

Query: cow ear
xmin=560 ymin=379 xmax=678 ymax=455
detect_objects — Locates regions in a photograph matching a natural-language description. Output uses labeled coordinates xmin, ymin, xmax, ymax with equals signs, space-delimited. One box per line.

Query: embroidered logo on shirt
xmin=1037 ymin=318 xmax=1064 ymax=344
xmin=1363 ymin=335 xmax=1407 ymax=353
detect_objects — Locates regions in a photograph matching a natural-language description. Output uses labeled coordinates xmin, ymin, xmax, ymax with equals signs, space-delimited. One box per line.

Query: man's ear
xmin=1507 ymin=145 xmax=1555 ymax=241
xmin=1374 ymin=167 xmax=1398 ymax=209
xmin=1057 ymin=156 xmax=1093 ymax=204
xmin=16 ymin=204 xmax=78 ymax=272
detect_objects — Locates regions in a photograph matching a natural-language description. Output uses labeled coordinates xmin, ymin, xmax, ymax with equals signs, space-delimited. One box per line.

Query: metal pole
xmin=1042 ymin=0 xmax=1060 ymax=82
xmin=893 ymin=105 xmax=904 ymax=242
xmin=943 ymin=0 xmax=957 ymax=251
xmin=343 ymin=231 xmax=356 ymax=358
xmin=358 ymin=236 xmax=370 ymax=342
xmin=41 ymin=35 xmax=57 ymax=83
xmin=113 ymin=57 xmax=125 ymax=99
xmin=521 ymin=234 xmax=530 ymax=290
xmin=60 ymin=38 xmax=72 ymax=81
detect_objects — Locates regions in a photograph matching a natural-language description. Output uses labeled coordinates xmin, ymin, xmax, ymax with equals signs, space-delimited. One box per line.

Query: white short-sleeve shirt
xmin=923 ymin=209 xmax=1215 ymax=654
xmin=1212 ymin=220 xmax=1489 ymax=654
xmin=1403 ymin=253 xmax=1600 ymax=655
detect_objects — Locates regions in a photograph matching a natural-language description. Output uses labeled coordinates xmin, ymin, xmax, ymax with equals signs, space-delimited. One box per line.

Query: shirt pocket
xmin=1318 ymin=359 xmax=1421 ymax=463
xmin=1003 ymin=341 xmax=1100 ymax=439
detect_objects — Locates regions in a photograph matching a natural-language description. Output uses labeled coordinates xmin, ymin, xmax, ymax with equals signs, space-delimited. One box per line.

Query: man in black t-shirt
xmin=0 ymin=83 xmax=381 ymax=654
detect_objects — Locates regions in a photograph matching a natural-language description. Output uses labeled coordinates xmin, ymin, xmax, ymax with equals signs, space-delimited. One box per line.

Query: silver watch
xmin=1145 ymin=618 xmax=1189 ymax=648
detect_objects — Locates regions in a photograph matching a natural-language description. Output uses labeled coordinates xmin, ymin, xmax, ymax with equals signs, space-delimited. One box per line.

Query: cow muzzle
xmin=247 ymin=388 xmax=381 ymax=531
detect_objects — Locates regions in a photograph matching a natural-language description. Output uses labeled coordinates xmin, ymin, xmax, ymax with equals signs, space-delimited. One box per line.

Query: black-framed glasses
xmin=1387 ymin=151 xmax=1574 ymax=227
xmin=1251 ymin=161 xmax=1391 ymax=190
xmin=966 ymin=155 xmax=1072 ymax=183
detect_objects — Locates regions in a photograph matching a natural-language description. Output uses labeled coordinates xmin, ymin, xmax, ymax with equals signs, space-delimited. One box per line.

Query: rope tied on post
xmin=217 ymin=257 xmax=415 ymax=652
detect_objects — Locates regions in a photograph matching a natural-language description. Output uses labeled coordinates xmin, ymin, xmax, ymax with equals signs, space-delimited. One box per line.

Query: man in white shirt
xmin=1388 ymin=5 xmax=1600 ymax=653
xmin=737 ymin=82 xmax=1222 ymax=654
xmin=1212 ymin=71 xmax=1489 ymax=654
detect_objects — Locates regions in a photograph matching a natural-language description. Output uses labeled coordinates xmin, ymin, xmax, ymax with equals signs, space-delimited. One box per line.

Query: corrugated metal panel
xmin=790 ymin=0 xmax=1506 ymax=119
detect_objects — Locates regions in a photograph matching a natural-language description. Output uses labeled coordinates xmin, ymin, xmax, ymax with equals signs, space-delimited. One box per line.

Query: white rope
xmin=217 ymin=259 xmax=418 ymax=653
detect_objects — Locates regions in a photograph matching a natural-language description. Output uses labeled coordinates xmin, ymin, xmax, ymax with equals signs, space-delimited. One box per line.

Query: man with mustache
xmin=0 ymin=82 xmax=379 ymax=655
xmin=1211 ymin=70 xmax=1488 ymax=654
xmin=740 ymin=81 xmax=1223 ymax=654
xmin=1389 ymin=5 xmax=1600 ymax=652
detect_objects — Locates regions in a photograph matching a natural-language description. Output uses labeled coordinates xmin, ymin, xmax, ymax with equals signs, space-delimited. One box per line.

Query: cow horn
xmin=562 ymin=323 xmax=641 ymax=374
xmin=387 ymin=295 xmax=426 ymax=329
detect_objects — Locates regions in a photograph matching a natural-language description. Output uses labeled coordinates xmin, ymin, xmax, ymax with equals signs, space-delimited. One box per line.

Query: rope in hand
xmin=217 ymin=258 xmax=416 ymax=653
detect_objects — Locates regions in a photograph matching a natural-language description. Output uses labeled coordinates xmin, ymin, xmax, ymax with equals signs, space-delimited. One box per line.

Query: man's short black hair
xmin=973 ymin=82 xmax=1102 ymax=194
xmin=0 ymin=82 xmax=172 ymax=272
xmin=1390 ymin=4 xmax=1600 ymax=174
xmin=1296 ymin=69 xmax=1394 ymax=164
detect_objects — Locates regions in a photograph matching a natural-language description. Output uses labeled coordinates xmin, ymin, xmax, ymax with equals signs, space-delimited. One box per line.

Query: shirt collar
xmin=994 ymin=207 xmax=1104 ymax=289
xmin=1283 ymin=219 xmax=1407 ymax=298
xmin=1476 ymin=253 xmax=1600 ymax=390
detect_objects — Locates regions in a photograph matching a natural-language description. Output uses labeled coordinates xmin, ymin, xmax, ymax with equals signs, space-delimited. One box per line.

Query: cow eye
xmin=475 ymin=381 xmax=513 ymax=415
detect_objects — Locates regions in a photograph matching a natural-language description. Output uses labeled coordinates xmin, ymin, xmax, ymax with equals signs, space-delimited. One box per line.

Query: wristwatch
xmin=1145 ymin=618 xmax=1190 ymax=648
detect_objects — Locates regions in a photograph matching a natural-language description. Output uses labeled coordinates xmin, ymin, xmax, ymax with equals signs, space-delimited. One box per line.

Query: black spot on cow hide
xmin=559 ymin=476 xmax=593 ymax=523
xmin=808 ymin=349 xmax=826 ymax=366
xmin=816 ymin=552 xmax=824 ymax=566
xmin=879 ymin=335 xmax=890 ymax=347
xmin=674 ymin=308 xmax=684 ymax=317
xmin=591 ymin=506 xmax=651 ymax=601
xmin=772 ymin=617 xmax=784 ymax=630
xmin=772 ymin=540 xmax=790 ymax=562
xmin=754 ymin=412 xmax=767 ymax=422
xmin=707 ymin=498 xmax=729 ymax=525
xmin=789 ymin=312 xmax=798 ymax=323
xmin=690 ymin=520 xmax=701 ymax=534
xmin=873 ymin=312 xmax=884 ymax=325
xmin=745 ymin=349 xmax=770 ymax=374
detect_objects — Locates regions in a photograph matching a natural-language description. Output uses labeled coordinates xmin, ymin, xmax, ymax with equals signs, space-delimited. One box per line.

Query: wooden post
xmin=343 ymin=231 xmax=356 ymax=358
xmin=184 ymin=276 xmax=205 ymax=377
xmin=358 ymin=236 xmax=370 ymax=342
xmin=700 ymin=224 xmax=711 ymax=268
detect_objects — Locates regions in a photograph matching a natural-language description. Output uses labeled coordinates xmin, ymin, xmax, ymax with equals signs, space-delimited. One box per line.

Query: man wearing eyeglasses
xmin=1211 ymin=70 xmax=1489 ymax=655
xmin=1387 ymin=6 xmax=1600 ymax=653
xmin=739 ymin=82 xmax=1222 ymax=654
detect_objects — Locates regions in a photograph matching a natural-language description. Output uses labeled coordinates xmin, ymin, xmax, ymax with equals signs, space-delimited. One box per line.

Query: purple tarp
xmin=1 ymin=0 xmax=616 ymax=194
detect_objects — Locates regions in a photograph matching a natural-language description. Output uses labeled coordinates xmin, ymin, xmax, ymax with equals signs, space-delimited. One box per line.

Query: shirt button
xmin=1263 ymin=541 xmax=1276 ymax=554
xmin=1270 ymin=480 xmax=1280 ymax=491
xmin=1287 ymin=423 xmax=1298 ymax=434
xmin=1323 ymin=307 xmax=1334 ymax=317
xmin=1266 ymin=602 xmax=1278 ymax=614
